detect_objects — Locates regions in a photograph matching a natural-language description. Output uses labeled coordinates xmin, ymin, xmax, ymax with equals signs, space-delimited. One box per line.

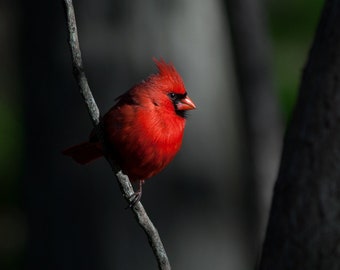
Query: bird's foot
xmin=125 ymin=180 xmax=144 ymax=208
xmin=125 ymin=191 xmax=142 ymax=209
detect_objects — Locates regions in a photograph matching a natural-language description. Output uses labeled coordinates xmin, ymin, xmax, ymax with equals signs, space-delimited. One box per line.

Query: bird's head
xmin=147 ymin=58 xmax=196 ymax=118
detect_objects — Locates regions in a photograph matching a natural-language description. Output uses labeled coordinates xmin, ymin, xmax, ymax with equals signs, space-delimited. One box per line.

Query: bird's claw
xmin=125 ymin=191 xmax=142 ymax=209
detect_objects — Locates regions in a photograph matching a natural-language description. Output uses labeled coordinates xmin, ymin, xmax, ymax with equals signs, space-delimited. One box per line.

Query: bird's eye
xmin=169 ymin=93 xmax=177 ymax=100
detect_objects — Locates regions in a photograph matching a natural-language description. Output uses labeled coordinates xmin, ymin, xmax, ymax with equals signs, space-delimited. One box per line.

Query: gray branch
xmin=63 ymin=1 xmax=171 ymax=269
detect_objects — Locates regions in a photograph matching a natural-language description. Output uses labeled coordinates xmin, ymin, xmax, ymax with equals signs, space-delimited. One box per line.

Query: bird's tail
xmin=63 ymin=141 xmax=103 ymax=164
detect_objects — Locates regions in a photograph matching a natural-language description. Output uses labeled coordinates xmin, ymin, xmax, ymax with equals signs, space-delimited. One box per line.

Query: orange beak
xmin=176 ymin=96 xmax=196 ymax=111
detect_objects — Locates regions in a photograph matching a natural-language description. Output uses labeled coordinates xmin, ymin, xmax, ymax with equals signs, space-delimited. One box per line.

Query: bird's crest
xmin=152 ymin=58 xmax=186 ymax=94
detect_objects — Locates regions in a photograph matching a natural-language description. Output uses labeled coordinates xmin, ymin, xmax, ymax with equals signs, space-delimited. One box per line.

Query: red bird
xmin=63 ymin=58 xmax=196 ymax=199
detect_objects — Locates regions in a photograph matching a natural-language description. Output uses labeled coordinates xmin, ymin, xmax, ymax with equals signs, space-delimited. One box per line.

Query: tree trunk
xmin=259 ymin=0 xmax=340 ymax=269
xmin=224 ymin=0 xmax=283 ymax=248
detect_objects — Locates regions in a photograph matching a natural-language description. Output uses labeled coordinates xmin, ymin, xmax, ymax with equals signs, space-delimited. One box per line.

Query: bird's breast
xmin=108 ymin=107 xmax=186 ymax=181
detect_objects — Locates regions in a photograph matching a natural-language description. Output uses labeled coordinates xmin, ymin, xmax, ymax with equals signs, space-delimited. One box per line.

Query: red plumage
xmin=63 ymin=58 xmax=196 ymax=182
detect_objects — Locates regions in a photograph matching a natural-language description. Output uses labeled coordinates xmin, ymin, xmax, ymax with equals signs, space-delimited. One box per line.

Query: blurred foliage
xmin=0 ymin=100 xmax=23 ymax=270
xmin=267 ymin=0 xmax=324 ymax=121
xmin=0 ymin=100 xmax=22 ymax=204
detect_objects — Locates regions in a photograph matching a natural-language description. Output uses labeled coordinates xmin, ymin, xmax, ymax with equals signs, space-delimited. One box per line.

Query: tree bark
xmin=259 ymin=0 xmax=340 ymax=269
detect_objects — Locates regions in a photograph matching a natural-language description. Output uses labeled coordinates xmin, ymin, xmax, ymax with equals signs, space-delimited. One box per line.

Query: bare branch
xmin=63 ymin=0 xmax=100 ymax=125
xmin=62 ymin=1 xmax=171 ymax=269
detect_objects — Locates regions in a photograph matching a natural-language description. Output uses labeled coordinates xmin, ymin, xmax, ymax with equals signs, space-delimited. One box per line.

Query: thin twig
xmin=62 ymin=1 xmax=171 ymax=269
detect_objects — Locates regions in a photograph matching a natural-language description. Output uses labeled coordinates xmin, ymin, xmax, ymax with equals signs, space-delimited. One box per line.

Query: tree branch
xmin=62 ymin=1 xmax=171 ymax=269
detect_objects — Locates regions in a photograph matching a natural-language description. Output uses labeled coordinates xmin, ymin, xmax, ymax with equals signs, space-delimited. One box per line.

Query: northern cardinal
xmin=63 ymin=58 xmax=196 ymax=200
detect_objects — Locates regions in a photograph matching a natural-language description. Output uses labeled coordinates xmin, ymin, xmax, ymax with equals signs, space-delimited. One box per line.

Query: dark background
xmin=0 ymin=0 xmax=323 ymax=269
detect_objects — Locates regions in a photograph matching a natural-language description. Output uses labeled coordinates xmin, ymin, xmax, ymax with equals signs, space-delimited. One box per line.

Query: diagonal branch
xmin=62 ymin=1 xmax=171 ymax=269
